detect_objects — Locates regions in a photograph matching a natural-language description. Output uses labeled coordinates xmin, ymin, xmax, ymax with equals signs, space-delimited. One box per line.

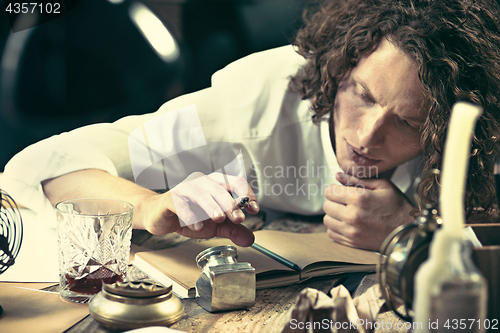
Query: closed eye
xmin=355 ymin=87 xmax=375 ymax=104
xmin=397 ymin=116 xmax=422 ymax=131
xmin=360 ymin=93 xmax=374 ymax=103
xmin=351 ymin=78 xmax=376 ymax=105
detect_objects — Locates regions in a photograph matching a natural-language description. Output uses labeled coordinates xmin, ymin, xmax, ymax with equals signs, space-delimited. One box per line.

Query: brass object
xmin=195 ymin=245 xmax=256 ymax=312
xmin=377 ymin=169 xmax=442 ymax=321
xmin=89 ymin=281 xmax=184 ymax=331
xmin=377 ymin=204 xmax=441 ymax=321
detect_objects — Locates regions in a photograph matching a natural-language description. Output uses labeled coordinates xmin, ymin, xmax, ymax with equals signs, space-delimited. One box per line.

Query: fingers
xmin=234 ymin=196 xmax=260 ymax=214
xmin=323 ymin=174 xmax=414 ymax=251
xmin=201 ymin=172 xmax=260 ymax=218
xmin=324 ymin=181 xmax=368 ymax=204
xmin=325 ymin=172 xmax=392 ymax=205
xmin=323 ymin=214 xmax=356 ymax=248
xmin=208 ymin=172 xmax=259 ymax=213
xmin=215 ymin=220 xmax=255 ymax=247
xmin=323 ymin=200 xmax=361 ymax=232
xmin=335 ymin=172 xmax=389 ymax=190
xmin=323 ymin=188 xmax=371 ymax=249
xmin=170 ymin=172 xmax=259 ymax=233
xmin=172 ymin=191 xmax=224 ymax=231
xmin=326 ymin=229 xmax=354 ymax=248
xmin=177 ymin=219 xmax=255 ymax=247
xmin=324 ymin=213 xmax=374 ymax=249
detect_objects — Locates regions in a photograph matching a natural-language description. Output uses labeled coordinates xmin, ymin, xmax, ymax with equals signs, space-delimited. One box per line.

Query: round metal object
xmin=377 ymin=205 xmax=441 ymax=321
xmin=196 ymin=245 xmax=238 ymax=269
xmin=89 ymin=281 xmax=184 ymax=331
xmin=377 ymin=168 xmax=442 ymax=321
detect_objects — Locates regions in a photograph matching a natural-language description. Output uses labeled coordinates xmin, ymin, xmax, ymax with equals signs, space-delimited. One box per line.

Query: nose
xmin=357 ymin=109 xmax=387 ymax=148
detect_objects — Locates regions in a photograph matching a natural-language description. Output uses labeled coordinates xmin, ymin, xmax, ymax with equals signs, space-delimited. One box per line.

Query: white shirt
xmin=2 ymin=45 xmax=422 ymax=224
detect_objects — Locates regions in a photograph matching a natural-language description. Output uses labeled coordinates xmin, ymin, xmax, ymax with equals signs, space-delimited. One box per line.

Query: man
xmin=3 ymin=0 xmax=500 ymax=250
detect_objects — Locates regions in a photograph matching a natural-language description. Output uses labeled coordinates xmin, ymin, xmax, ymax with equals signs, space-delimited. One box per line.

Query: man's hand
xmin=43 ymin=169 xmax=259 ymax=248
xmin=141 ymin=172 xmax=259 ymax=247
xmin=323 ymin=172 xmax=414 ymax=251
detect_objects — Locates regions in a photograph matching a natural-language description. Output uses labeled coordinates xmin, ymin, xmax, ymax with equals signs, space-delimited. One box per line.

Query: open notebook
xmin=132 ymin=230 xmax=380 ymax=298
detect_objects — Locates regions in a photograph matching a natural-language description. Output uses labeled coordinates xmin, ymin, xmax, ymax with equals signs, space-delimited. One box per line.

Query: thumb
xmin=216 ymin=221 xmax=255 ymax=247
xmin=336 ymin=172 xmax=386 ymax=190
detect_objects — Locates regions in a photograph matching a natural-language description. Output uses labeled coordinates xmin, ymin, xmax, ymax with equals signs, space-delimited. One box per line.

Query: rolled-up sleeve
xmin=2 ymin=45 xmax=306 ymax=219
xmin=2 ymin=87 xmax=222 ymax=217
xmin=3 ymin=125 xmax=121 ymax=218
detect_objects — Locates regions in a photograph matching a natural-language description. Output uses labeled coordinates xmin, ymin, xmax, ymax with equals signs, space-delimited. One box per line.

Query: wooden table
xmin=57 ymin=215 xmax=410 ymax=333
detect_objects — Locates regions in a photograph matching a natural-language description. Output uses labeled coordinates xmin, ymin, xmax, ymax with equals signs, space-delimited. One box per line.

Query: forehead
xmin=350 ymin=39 xmax=427 ymax=120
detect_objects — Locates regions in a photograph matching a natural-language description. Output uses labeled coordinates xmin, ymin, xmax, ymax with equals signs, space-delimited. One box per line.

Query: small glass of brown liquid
xmin=56 ymin=198 xmax=133 ymax=303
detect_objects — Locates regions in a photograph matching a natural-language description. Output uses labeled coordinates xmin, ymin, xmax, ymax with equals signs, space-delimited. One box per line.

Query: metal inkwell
xmin=195 ymin=245 xmax=256 ymax=312
xmin=89 ymin=281 xmax=184 ymax=331
xmin=377 ymin=169 xmax=442 ymax=321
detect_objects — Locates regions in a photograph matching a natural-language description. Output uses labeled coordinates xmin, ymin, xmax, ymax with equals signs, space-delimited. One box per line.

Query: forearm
xmin=42 ymin=169 xmax=159 ymax=231
xmin=41 ymin=169 xmax=258 ymax=246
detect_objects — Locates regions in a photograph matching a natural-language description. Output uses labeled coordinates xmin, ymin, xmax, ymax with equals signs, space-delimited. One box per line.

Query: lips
xmin=346 ymin=142 xmax=381 ymax=166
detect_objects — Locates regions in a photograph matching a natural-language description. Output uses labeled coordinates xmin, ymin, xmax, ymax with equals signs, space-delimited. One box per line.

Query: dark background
xmin=0 ymin=0 xmax=310 ymax=170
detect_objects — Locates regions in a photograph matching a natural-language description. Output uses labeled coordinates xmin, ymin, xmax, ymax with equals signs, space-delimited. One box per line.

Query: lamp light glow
xmin=129 ymin=2 xmax=180 ymax=63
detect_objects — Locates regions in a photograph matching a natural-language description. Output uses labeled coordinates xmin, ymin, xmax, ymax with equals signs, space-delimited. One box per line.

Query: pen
xmin=251 ymin=243 xmax=301 ymax=271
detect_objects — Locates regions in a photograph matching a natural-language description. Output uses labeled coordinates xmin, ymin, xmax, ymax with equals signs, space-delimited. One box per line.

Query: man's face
xmin=333 ymin=38 xmax=426 ymax=178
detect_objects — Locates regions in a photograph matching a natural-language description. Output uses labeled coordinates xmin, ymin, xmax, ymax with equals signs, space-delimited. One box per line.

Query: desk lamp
xmin=0 ymin=190 xmax=23 ymax=316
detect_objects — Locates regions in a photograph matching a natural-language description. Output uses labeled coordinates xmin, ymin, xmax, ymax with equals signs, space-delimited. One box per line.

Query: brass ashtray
xmin=89 ymin=281 xmax=184 ymax=331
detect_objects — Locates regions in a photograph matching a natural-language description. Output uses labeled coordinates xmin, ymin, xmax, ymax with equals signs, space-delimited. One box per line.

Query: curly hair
xmin=289 ymin=0 xmax=500 ymax=221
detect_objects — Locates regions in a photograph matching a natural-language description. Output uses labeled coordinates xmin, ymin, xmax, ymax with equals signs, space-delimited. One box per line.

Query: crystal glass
xmin=56 ymin=198 xmax=133 ymax=303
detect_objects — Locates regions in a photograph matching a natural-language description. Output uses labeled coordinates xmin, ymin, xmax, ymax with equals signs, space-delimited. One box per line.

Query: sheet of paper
xmin=0 ymin=209 xmax=59 ymax=282
xmin=0 ymin=283 xmax=89 ymax=333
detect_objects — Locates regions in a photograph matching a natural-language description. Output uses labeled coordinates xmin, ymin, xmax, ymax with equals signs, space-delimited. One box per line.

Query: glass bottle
xmin=427 ymin=238 xmax=487 ymax=333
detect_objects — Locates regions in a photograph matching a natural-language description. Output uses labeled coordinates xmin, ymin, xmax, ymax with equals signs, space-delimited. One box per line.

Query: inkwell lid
xmin=89 ymin=281 xmax=184 ymax=331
